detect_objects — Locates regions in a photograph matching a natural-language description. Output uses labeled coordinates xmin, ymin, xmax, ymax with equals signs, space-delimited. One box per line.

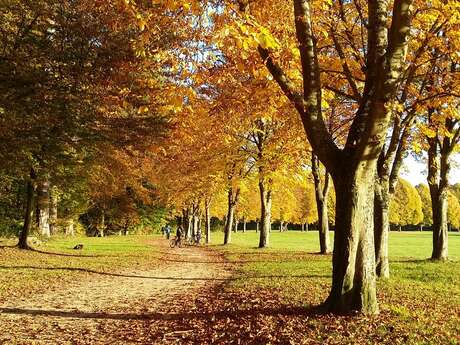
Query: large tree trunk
xmin=373 ymin=179 xmax=390 ymax=278
xmin=430 ymin=188 xmax=448 ymax=260
xmin=312 ymin=154 xmax=331 ymax=254
xmin=258 ymin=178 xmax=272 ymax=248
xmin=224 ymin=188 xmax=239 ymax=245
xmin=18 ymin=169 xmax=36 ymax=249
xmin=49 ymin=188 xmax=58 ymax=235
xmin=427 ymin=128 xmax=450 ymax=261
xmin=205 ymin=198 xmax=211 ymax=244
xmin=37 ymin=180 xmax=50 ymax=237
xmin=326 ymin=168 xmax=378 ymax=314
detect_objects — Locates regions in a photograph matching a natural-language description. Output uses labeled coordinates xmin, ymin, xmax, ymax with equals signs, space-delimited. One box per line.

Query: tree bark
xmin=18 ymin=168 xmax=36 ymax=249
xmin=49 ymin=188 xmax=58 ymax=235
xmin=256 ymin=220 xmax=259 ymax=233
xmin=243 ymin=217 xmax=246 ymax=232
xmin=205 ymin=198 xmax=211 ymax=244
xmin=427 ymin=116 xmax=451 ymax=261
xmin=234 ymin=216 xmax=239 ymax=232
xmin=65 ymin=219 xmax=75 ymax=236
xmin=37 ymin=179 xmax=50 ymax=237
xmin=312 ymin=154 xmax=331 ymax=254
xmin=192 ymin=202 xmax=200 ymax=239
xmin=373 ymin=178 xmax=390 ymax=278
xmin=258 ymin=178 xmax=272 ymax=248
xmin=224 ymin=187 xmax=239 ymax=245
xmin=99 ymin=211 xmax=105 ymax=237
xmin=326 ymin=168 xmax=378 ymax=314
xmin=430 ymin=189 xmax=448 ymax=260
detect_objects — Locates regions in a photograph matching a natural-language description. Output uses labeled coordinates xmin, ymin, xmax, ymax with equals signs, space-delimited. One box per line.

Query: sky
xmin=400 ymin=154 xmax=460 ymax=186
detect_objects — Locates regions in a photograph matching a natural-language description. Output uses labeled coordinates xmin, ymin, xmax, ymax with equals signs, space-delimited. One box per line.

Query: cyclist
xmin=175 ymin=225 xmax=184 ymax=246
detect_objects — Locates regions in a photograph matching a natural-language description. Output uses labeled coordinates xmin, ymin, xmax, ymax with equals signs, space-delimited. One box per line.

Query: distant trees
xmin=389 ymin=179 xmax=423 ymax=229
xmin=0 ymin=0 xmax=187 ymax=245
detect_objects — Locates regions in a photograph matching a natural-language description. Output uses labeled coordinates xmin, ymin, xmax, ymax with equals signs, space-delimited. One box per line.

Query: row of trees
xmin=1 ymin=0 xmax=459 ymax=315
xmin=150 ymin=0 xmax=460 ymax=315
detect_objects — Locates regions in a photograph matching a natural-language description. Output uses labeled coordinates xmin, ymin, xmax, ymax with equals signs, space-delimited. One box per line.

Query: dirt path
xmin=0 ymin=240 xmax=232 ymax=344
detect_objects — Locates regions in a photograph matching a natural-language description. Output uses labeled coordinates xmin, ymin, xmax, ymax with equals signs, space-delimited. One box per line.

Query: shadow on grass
xmin=391 ymin=258 xmax=432 ymax=264
xmin=29 ymin=247 xmax=105 ymax=258
xmin=0 ymin=265 xmax=329 ymax=281
xmin=158 ymin=257 xmax=324 ymax=264
xmin=0 ymin=304 xmax=324 ymax=321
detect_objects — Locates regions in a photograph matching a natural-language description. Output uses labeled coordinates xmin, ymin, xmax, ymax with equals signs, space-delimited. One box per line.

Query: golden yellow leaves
xmin=138 ymin=105 xmax=149 ymax=114
xmin=419 ymin=124 xmax=437 ymax=139
xmin=220 ymin=20 xmax=281 ymax=57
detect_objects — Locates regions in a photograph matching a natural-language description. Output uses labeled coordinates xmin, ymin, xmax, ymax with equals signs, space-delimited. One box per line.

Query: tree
xmin=417 ymin=184 xmax=460 ymax=231
xmin=226 ymin=0 xmax=414 ymax=314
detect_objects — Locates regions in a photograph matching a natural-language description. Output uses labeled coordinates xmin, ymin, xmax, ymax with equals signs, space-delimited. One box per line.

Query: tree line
xmin=1 ymin=0 xmax=459 ymax=315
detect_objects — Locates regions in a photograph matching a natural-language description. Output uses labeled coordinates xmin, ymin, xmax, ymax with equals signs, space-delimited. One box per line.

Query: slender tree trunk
xmin=224 ymin=203 xmax=234 ymax=245
xmin=37 ymin=179 xmax=50 ymax=237
xmin=256 ymin=221 xmax=259 ymax=233
xmin=224 ymin=188 xmax=239 ymax=245
xmin=99 ymin=211 xmax=105 ymax=237
xmin=326 ymin=168 xmax=378 ymax=314
xmin=187 ymin=206 xmax=193 ymax=239
xmin=306 ymin=223 xmax=309 ymax=232
xmin=312 ymin=154 xmax=331 ymax=254
xmin=192 ymin=213 xmax=199 ymax=239
xmin=243 ymin=217 xmax=246 ymax=232
xmin=65 ymin=219 xmax=75 ymax=236
xmin=18 ymin=169 xmax=36 ymax=249
xmin=374 ymin=179 xmax=390 ymax=278
xmin=258 ymin=178 xmax=272 ymax=248
xmin=49 ymin=188 xmax=58 ymax=235
xmin=234 ymin=216 xmax=239 ymax=232
xmin=205 ymin=198 xmax=211 ymax=244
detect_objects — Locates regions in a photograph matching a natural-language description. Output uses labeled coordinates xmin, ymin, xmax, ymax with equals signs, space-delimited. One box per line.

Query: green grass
xmin=209 ymin=230 xmax=460 ymax=344
xmin=215 ymin=230 xmax=460 ymax=258
xmin=0 ymin=235 xmax=162 ymax=301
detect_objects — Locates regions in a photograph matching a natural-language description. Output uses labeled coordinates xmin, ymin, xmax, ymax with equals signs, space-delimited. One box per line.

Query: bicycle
xmin=169 ymin=236 xmax=183 ymax=248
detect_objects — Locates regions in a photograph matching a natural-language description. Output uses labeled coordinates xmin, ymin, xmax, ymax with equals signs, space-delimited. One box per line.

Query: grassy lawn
xmin=0 ymin=235 xmax=162 ymax=302
xmin=208 ymin=230 xmax=460 ymax=344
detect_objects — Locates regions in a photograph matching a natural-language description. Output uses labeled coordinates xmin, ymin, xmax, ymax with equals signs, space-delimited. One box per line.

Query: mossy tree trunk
xmin=327 ymin=165 xmax=378 ymax=314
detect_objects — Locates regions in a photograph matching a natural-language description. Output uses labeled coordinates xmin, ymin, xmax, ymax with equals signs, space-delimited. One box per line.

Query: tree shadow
xmin=0 ymin=265 xmax=329 ymax=281
xmin=0 ymin=304 xmax=325 ymax=321
xmin=391 ymin=258 xmax=431 ymax=264
xmin=158 ymin=257 xmax=322 ymax=264
xmin=28 ymin=247 xmax=108 ymax=258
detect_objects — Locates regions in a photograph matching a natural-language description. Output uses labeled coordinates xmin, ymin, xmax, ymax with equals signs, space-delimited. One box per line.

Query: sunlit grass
xmin=0 ymin=235 xmax=162 ymax=301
